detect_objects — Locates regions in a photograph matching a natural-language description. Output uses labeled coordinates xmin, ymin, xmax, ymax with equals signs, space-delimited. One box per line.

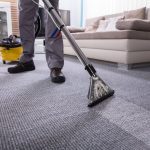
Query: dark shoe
xmin=8 ymin=60 xmax=35 ymax=74
xmin=50 ymin=68 xmax=65 ymax=83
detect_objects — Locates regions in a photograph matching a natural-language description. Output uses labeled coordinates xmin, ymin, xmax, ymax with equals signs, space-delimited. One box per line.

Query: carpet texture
xmin=0 ymin=54 xmax=150 ymax=150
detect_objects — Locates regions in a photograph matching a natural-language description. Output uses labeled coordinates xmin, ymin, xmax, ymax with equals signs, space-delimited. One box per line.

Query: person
xmin=8 ymin=0 xmax=65 ymax=83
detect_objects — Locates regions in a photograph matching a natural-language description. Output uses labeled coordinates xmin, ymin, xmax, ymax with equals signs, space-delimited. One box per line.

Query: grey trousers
xmin=19 ymin=0 xmax=64 ymax=69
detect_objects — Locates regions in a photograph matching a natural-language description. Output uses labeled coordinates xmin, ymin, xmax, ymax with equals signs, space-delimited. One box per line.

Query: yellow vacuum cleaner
xmin=0 ymin=35 xmax=23 ymax=64
xmin=0 ymin=15 xmax=41 ymax=64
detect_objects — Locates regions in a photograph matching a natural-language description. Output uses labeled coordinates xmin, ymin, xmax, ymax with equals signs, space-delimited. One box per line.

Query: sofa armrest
xmin=66 ymin=26 xmax=85 ymax=33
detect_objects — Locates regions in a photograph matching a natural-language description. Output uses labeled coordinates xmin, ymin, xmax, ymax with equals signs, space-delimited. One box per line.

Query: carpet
xmin=0 ymin=54 xmax=150 ymax=150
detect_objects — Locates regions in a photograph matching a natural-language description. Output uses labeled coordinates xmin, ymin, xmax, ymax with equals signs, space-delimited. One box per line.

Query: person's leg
xmin=19 ymin=0 xmax=39 ymax=62
xmin=45 ymin=0 xmax=65 ymax=83
xmin=45 ymin=0 xmax=64 ymax=69
xmin=8 ymin=0 xmax=39 ymax=73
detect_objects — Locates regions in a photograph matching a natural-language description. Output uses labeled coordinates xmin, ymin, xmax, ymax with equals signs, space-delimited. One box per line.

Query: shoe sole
xmin=8 ymin=68 xmax=35 ymax=74
xmin=51 ymin=76 xmax=66 ymax=83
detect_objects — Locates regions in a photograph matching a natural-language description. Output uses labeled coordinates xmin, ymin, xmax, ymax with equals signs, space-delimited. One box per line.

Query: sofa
xmin=63 ymin=7 xmax=150 ymax=69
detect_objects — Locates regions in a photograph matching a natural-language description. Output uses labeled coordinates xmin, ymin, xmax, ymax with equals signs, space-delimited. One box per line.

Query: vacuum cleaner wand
xmin=42 ymin=0 xmax=114 ymax=107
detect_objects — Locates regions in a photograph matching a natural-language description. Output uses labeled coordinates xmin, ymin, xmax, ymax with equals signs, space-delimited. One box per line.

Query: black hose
xmin=34 ymin=14 xmax=41 ymax=38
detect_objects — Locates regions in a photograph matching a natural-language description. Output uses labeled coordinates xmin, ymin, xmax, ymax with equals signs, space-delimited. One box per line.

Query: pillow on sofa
xmin=96 ymin=20 xmax=109 ymax=32
xmin=85 ymin=17 xmax=105 ymax=32
xmin=105 ymin=16 xmax=123 ymax=31
xmin=116 ymin=19 xmax=150 ymax=31
xmin=67 ymin=26 xmax=85 ymax=33
xmin=124 ymin=7 xmax=146 ymax=19
xmin=96 ymin=16 xmax=123 ymax=32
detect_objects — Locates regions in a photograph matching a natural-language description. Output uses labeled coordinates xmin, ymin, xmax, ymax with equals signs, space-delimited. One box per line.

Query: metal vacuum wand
xmin=42 ymin=0 xmax=115 ymax=107
xmin=43 ymin=0 xmax=95 ymax=76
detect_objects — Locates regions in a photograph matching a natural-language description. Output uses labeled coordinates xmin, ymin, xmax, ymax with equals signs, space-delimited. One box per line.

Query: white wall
xmin=39 ymin=0 xmax=82 ymax=27
xmin=39 ymin=0 xmax=150 ymax=27
xmin=59 ymin=0 xmax=81 ymax=27
xmin=86 ymin=0 xmax=150 ymax=18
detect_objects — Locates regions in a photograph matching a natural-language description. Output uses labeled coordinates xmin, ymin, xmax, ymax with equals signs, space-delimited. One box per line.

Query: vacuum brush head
xmin=87 ymin=75 xmax=114 ymax=107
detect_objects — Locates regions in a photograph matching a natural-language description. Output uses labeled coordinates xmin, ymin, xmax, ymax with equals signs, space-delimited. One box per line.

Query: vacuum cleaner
xmin=0 ymin=15 xmax=41 ymax=64
xmin=34 ymin=0 xmax=115 ymax=107
xmin=0 ymin=35 xmax=23 ymax=64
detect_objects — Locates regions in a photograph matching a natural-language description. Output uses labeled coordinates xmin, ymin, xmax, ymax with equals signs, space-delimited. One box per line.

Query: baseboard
xmin=118 ymin=63 xmax=150 ymax=70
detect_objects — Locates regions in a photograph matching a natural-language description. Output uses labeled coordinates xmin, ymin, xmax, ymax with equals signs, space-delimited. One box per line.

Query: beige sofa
xmin=63 ymin=7 xmax=150 ymax=68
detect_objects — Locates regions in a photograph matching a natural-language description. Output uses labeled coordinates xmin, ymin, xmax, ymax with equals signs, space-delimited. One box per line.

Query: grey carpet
xmin=1 ymin=54 xmax=150 ymax=150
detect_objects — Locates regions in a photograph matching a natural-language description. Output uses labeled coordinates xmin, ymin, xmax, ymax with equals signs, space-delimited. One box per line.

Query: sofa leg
xmin=117 ymin=63 xmax=132 ymax=70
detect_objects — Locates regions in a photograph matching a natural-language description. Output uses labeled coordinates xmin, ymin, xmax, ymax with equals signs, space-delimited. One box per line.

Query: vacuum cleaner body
xmin=41 ymin=0 xmax=115 ymax=107
xmin=0 ymin=35 xmax=23 ymax=64
xmin=0 ymin=15 xmax=41 ymax=64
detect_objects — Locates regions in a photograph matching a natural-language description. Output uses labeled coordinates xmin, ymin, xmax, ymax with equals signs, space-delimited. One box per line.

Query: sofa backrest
xmin=104 ymin=12 xmax=123 ymax=19
xmin=85 ymin=12 xmax=123 ymax=26
xmin=86 ymin=7 xmax=150 ymax=27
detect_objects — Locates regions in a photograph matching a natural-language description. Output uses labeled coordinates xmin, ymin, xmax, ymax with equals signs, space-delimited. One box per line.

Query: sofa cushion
xmin=63 ymin=39 xmax=150 ymax=52
xmin=70 ymin=30 xmax=150 ymax=40
xmin=85 ymin=17 xmax=105 ymax=32
xmin=124 ymin=7 xmax=146 ymax=19
xmin=116 ymin=19 xmax=150 ymax=31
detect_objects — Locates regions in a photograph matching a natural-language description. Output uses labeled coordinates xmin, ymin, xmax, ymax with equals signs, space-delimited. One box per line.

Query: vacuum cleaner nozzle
xmin=87 ymin=75 xmax=114 ymax=107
